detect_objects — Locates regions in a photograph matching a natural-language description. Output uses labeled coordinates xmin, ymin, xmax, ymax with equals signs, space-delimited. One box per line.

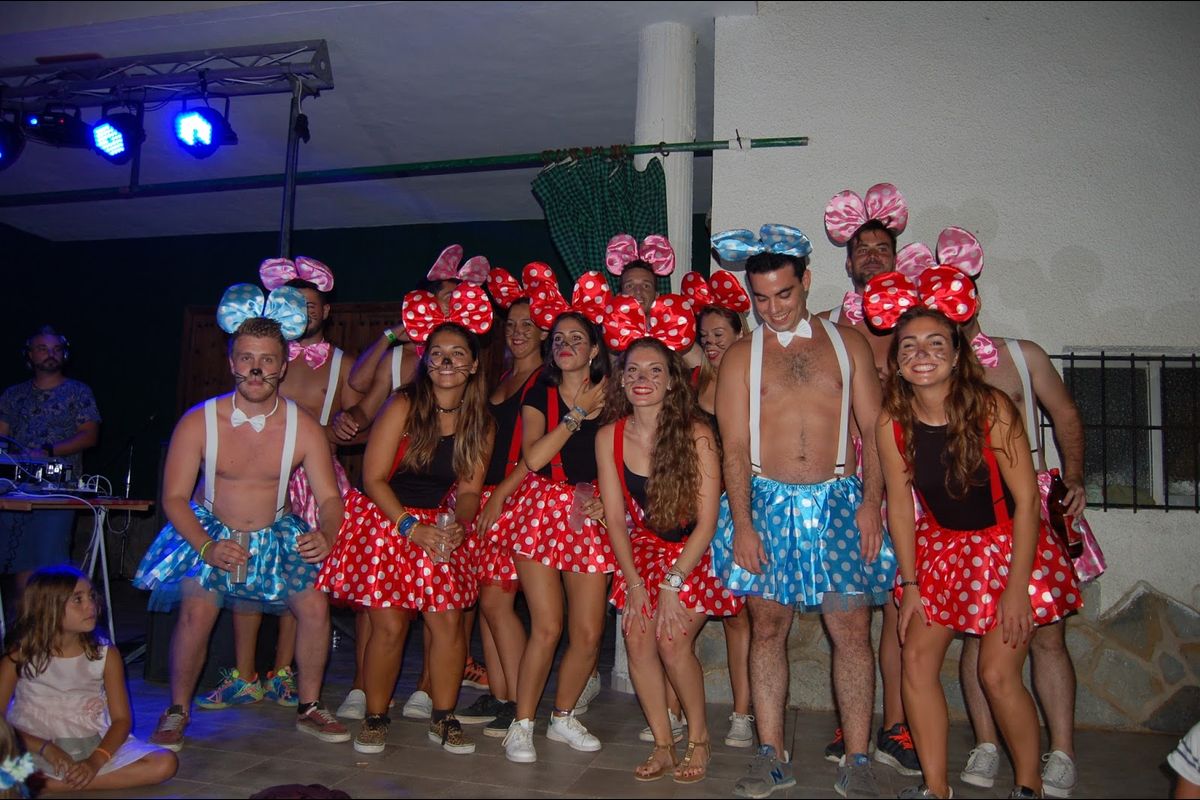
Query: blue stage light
xmin=0 ymin=117 xmax=25 ymax=172
xmin=91 ymin=111 xmax=144 ymax=165
xmin=173 ymin=103 xmax=236 ymax=159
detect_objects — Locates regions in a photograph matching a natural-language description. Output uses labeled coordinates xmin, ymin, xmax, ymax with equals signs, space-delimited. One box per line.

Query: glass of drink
xmin=433 ymin=511 xmax=454 ymax=563
xmin=230 ymin=530 xmax=249 ymax=584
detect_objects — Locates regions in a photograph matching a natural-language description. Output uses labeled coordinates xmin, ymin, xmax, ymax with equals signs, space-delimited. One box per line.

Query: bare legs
xmin=746 ymin=597 xmax=792 ymax=756
xmin=229 ymin=609 xmax=297 ymax=677
xmin=723 ymin=607 xmax=753 ymax=716
xmin=362 ymin=607 xmax=411 ymax=716
xmin=821 ymin=601 xmax=876 ymax=758
xmin=480 ymin=583 xmax=526 ymax=703
xmin=42 ymin=750 xmax=178 ymax=793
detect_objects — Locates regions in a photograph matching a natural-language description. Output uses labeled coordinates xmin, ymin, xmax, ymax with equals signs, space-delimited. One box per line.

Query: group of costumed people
xmin=117 ymin=181 xmax=1105 ymax=799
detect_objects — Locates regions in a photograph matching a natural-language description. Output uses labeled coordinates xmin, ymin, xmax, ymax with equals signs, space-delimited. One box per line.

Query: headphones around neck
xmin=23 ymin=326 xmax=70 ymax=370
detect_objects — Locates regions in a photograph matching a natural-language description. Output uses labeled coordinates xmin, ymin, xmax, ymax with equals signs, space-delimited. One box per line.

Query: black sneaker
xmin=873 ymin=722 xmax=921 ymax=776
xmin=457 ymin=693 xmax=503 ymax=724
xmin=484 ymin=700 xmax=517 ymax=738
xmin=824 ymin=728 xmax=845 ymax=763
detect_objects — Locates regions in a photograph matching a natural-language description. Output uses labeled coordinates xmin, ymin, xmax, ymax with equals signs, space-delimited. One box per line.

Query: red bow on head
xmin=863 ymin=267 xmax=979 ymax=331
xmin=259 ymin=256 xmax=335 ymax=292
xmin=605 ymin=234 xmax=675 ymax=277
xmin=486 ymin=262 xmax=559 ymax=308
xmin=602 ymin=293 xmax=696 ymax=353
xmin=681 ymin=270 xmax=750 ymax=314
xmin=529 ymin=271 xmax=609 ymax=331
xmin=401 ymin=285 xmax=494 ymax=344
xmin=426 ymin=244 xmax=489 ymax=285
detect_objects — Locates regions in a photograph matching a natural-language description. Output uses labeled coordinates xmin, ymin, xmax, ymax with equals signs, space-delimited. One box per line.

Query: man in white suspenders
xmin=956 ymin=307 xmax=1090 ymax=798
xmin=818 ymin=186 xmax=921 ymax=777
xmin=136 ymin=291 xmax=348 ymax=752
xmin=709 ymin=226 xmax=896 ymax=799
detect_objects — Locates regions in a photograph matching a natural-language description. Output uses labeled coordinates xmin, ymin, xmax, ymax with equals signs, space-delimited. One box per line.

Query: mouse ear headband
xmin=823 ymin=182 xmax=908 ymax=246
xmin=401 ymin=285 xmax=494 ymax=344
xmin=217 ymin=284 xmax=307 ymax=341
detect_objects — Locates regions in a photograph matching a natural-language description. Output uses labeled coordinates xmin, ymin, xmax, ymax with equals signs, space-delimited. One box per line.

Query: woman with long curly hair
xmin=317 ymin=292 xmax=495 ymax=757
xmin=597 ymin=334 xmax=739 ymax=784
xmin=874 ymin=291 xmax=1080 ymax=799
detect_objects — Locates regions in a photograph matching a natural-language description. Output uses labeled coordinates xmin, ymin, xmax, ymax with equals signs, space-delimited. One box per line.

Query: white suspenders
xmin=830 ymin=304 xmax=842 ymax=324
xmin=390 ymin=346 xmax=404 ymax=392
xmin=202 ymin=396 xmax=298 ymax=521
xmin=1004 ymin=339 xmax=1042 ymax=460
xmin=318 ymin=347 xmax=343 ymax=426
xmin=748 ymin=317 xmax=852 ymax=477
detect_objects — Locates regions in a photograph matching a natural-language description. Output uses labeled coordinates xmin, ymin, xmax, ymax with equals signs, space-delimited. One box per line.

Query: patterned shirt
xmin=0 ymin=379 xmax=101 ymax=474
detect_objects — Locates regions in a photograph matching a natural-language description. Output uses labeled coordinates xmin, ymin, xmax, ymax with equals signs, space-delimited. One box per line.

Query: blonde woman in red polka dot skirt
xmin=875 ymin=305 xmax=1081 ymax=800
xmin=597 ymin=336 xmax=739 ymax=785
xmin=317 ymin=294 xmax=496 ymax=756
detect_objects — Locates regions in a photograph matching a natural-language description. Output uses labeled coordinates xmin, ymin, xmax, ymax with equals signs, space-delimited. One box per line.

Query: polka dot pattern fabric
xmin=315 ymin=489 xmax=478 ymax=611
xmin=710 ymin=474 xmax=895 ymax=611
xmin=610 ymin=532 xmax=742 ymax=617
xmin=908 ymin=515 xmax=1082 ymax=635
xmin=288 ymin=457 xmax=352 ymax=529
xmin=475 ymin=486 xmax=519 ymax=589
xmin=134 ymin=503 xmax=314 ymax=612
xmin=488 ymin=472 xmax=615 ymax=573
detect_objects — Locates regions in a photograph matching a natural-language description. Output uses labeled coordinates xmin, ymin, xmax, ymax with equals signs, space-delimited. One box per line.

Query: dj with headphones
xmin=0 ymin=324 xmax=101 ymax=600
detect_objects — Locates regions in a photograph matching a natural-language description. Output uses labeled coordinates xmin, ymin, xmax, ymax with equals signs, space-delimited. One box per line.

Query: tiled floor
xmin=44 ymin=584 xmax=1183 ymax=799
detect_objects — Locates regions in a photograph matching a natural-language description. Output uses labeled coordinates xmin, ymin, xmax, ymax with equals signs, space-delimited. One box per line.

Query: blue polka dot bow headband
xmin=217 ymin=284 xmax=308 ymax=341
xmin=710 ymin=223 xmax=813 ymax=264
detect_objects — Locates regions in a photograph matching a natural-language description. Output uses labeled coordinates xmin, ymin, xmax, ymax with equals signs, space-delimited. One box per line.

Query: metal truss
xmin=0 ymin=40 xmax=333 ymax=108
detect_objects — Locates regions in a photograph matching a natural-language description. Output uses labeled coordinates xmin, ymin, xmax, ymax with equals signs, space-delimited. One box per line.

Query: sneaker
xmin=873 ymin=722 xmax=921 ymax=776
xmin=458 ymin=693 xmax=503 ymax=724
xmin=336 ymin=688 xmax=367 ymax=720
xmin=503 ymin=718 xmax=537 ymax=763
xmin=195 ymin=668 xmax=264 ymax=710
xmin=264 ymin=666 xmax=298 ymax=707
xmin=461 ymin=657 xmax=489 ymax=690
xmin=824 ymin=727 xmax=846 ymax=763
xmin=402 ymin=689 xmax=433 ymax=719
xmin=149 ymin=705 xmax=189 ymax=752
xmin=898 ymin=785 xmax=954 ymax=799
xmin=835 ymin=752 xmax=880 ymax=798
xmin=353 ymin=715 xmax=389 ymax=754
xmin=639 ymin=709 xmax=685 ymax=743
xmin=725 ymin=712 xmax=756 ymax=748
xmin=1008 ymin=788 xmax=1040 ymax=799
xmin=733 ymin=744 xmax=796 ymax=799
xmin=296 ymin=704 xmax=351 ymax=742
xmin=485 ymin=700 xmax=517 ymax=738
xmin=428 ymin=715 xmax=475 ymax=754
xmin=574 ymin=671 xmax=601 ymax=715
xmin=1041 ymin=750 xmax=1078 ymax=798
xmin=960 ymin=742 xmax=1000 ymax=789
xmin=547 ymin=712 xmax=602 ymax=752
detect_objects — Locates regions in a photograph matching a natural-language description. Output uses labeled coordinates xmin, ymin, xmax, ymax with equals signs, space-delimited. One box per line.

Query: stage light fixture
xmin=173 ymin=99 xmax=237 ymax=159
xmin=0 ymin=114 xmax=25 ymax=172
xmin=21 ymin=106 xmax=91 ymax=148
xmin=91 ymin=106 xmax=145 ymax=165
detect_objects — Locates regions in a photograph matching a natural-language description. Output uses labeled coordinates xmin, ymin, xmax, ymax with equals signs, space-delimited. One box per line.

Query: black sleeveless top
xmin=389 ymin=434 xmax=457 ymax=509
xmin=484 ymin=370 xmax=541 ymax=486
xmin=623 ymin=464 xmax=693 ymax=543
xmin=911 ymin=422 xmax=1014 ymax=530
xmin=522 ymin=376 xmax=600 ymax=484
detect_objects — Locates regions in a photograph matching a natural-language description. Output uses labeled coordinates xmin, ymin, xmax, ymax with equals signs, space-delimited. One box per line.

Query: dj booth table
xmin=0 ymin=496 xmax=153 ymax=643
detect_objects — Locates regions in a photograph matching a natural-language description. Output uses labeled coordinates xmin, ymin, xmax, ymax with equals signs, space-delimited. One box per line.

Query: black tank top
xmin=389 ymin=434 xmax=457 ymax=509
xmin=911 ymin=422 xmax=1014 ymax=530
xmin=522 ymin=376 xmax=599 ymax=484
xmin=623 ymin=464 xmax=693 ymax=543
xmin=484 ymin=370 xmax=541 ymax=486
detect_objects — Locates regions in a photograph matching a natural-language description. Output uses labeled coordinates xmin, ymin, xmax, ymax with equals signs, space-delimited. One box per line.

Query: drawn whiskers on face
xmin=233 ymin=368 xmax=282 ymax=387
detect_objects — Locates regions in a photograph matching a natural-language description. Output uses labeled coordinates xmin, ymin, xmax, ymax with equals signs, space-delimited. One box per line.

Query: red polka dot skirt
xmin=610 ymin=531 xmax=742 ymax=618
xmin=315 ymin=488 xmax=478 ymax=611
xmin=475 ymin=486 xmax=519 ymax=590
xmin=488 ymin=472 xmax=615 ymax=574
xmin=910 ymin=515 xmax=1082 ymax=635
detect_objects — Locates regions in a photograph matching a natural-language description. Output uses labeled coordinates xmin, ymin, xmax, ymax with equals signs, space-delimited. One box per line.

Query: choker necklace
xmin=436 ymin=402 xmax=463 ymax=414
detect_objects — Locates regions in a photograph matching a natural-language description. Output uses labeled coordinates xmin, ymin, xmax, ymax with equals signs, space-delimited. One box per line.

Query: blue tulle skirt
xmin=710 ymin=474 xmax=895 ymax=611
xmin=133 ymin=503 xmax=315 ymax=612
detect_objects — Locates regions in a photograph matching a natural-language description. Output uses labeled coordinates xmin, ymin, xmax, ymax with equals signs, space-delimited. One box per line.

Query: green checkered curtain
xmin=532 ymin=154 xmax=670 ymax=292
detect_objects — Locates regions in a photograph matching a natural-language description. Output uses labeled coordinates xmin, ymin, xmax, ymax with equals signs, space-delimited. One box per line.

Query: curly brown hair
xmin=7 ymin=566 xmax=103 ymax=679
xmin=605 ymin=338 xmax=710 ymax=531
xmin=883 ymin=308 xmax=1021 ymax=498
xmin=399 ymin=323 xmax=494 ymax=479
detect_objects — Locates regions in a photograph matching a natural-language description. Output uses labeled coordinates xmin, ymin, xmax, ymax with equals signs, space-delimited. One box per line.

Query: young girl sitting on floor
xmin=0 ymin=565 xmax=178 ymax=792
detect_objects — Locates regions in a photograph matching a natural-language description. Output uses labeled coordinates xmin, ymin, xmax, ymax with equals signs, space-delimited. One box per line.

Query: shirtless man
xmin=709 ymin=225 xmax=895 ymax=799
xmin=817 ymin=184 xmax=920 ymax=777
xmin=135 ymin=287 xmax=348 ymax=751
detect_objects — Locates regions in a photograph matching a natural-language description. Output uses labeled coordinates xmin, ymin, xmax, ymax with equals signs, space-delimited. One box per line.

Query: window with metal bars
xmin=1050 ymin=351 xmax=1199 ymax=511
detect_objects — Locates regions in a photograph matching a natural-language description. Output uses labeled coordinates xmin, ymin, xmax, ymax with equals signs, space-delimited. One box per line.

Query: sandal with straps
xmin=673 ymin=739 xmax=711 ymax=784
xmin=634 ymin=743 xmax=677 ymax=782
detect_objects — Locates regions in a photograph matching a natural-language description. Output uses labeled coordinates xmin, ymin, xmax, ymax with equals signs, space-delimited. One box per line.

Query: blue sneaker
xmin=264 ymin=666 xmax=298 ymax=707
xmin=835 ymin=752 xmax=880 ymax=797
xmin=196 ymin=668 xmax=264 ymax=710
xmin=734 ymin=744 xmax=796 ymax=798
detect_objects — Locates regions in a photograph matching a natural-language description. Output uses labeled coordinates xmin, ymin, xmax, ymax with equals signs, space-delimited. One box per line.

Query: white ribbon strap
xmin=276 ymin=400 xmax=298 ymax=520
xmin=749 ymin=325 xmax=764 ymax=475
xmin=1005 ymin=339 xmax=1041 ymax=460
xmin=319 ymin=347 xmax=343 ymax=426
xmin=819 ymin=317 xmax=852 ymax=477
xmin=203 ymin=398 xmax=218 ymax=511
xmin=390 ymin=347 xmax=404 ymax=392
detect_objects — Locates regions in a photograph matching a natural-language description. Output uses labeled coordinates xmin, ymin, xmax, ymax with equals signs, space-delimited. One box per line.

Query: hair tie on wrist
xmin=93 ymin=746 xmax=112 ymax=762
xmin=199 ymin=540 xmax=213 ymax=561
xmin=38 ymin=740 xmax=51 ymax=756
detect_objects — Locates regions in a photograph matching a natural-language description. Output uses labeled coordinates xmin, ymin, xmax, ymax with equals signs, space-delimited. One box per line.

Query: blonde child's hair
xmin=6 ymin=565 xmax=104 ymax=679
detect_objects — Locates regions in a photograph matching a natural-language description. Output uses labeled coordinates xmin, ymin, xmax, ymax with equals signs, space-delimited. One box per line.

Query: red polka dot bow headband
xmin=823 ymin=182 xmax=909 ymax=246
xmin=529 ymin=271 xmax=609 ymax=331
xmin=605 ymin=233 xmax=675 ymax=277
xmin=401 ymin=285 xmax=494 ymax=344
xmin=863 ymin=267 xmax=980 ymax=331
xmin=680 ymin=270 xmax=750 ymax=314
xmin=426 ymin=244 xmax=489 ymax=286
xmin=486 ymin=262 xmax=558 ymax=309
xmin=601 ymin=293 xmax=696 ymax=353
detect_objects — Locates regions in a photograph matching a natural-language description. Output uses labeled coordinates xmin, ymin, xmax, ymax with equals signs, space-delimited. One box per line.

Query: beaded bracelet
xmin=198 ymin=540 xmax=213 ymax=561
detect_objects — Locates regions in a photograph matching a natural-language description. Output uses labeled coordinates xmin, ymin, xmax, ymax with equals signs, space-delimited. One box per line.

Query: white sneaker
xmin=503 ymin=718 xmax=537 ymax=763
xmin=725 ymin=712 xmax=755 ymax=748
xmin=960 ymin=742 xmax=1000 ymax=789
xmin=336 ymin=688 xmax=366 ymax=720
xmin=1041 ymin=750 xmax=1078 ymax=798
xmin=639 ymin=709 xmax=685 ymax=743
xmin=573 ymin=672 xmax=602 ymax=715
xmin=402 ymin=689 xmax=433 ymax=720
xmin=547 ymin=712 xmax=602 ymax=752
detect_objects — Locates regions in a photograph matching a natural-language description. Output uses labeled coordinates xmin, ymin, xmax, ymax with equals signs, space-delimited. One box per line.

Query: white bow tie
xmin=769 ymin=314 xmax=813 ymax=347
xmin=230 ymin=396 xmax=279 ymax=433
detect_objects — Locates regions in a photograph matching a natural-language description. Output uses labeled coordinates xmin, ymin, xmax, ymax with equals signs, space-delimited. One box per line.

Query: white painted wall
xmin=711 ymin=1 xmax=1200 ymax=612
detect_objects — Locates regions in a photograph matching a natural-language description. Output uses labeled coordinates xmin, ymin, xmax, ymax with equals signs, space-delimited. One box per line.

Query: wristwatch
xmin=563 ymin=412 xmax=582 ymax=433
xmin=664 ymin=568 xmax=685 ymax=591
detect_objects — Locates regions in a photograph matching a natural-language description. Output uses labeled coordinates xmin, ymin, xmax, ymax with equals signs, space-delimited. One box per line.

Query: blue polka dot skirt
xmin=134 ymin=502 xmax=316 ymax=612
xmin=711 ymin=474 xmax=895 ymax=611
